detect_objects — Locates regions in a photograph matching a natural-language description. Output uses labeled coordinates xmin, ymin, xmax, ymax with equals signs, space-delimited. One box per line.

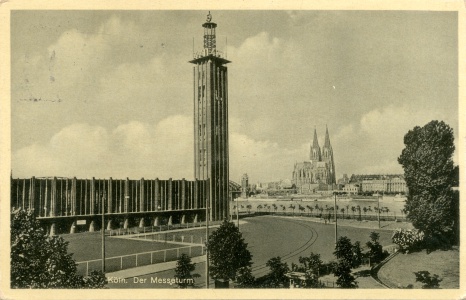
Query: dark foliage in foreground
xmin=11 ymin=209 xmax=107 ymax=288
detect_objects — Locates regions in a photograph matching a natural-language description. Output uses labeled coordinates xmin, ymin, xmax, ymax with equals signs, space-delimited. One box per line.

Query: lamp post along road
xmin=377 ymin=192 xmax=381 ymax=229
xmin=205 ymin=197 xmax=209 ymax=288
xmin=102 ymin=195 xmax=105 ymax=273
xmin=236 ymin=197 xmax=239 ymax=229
xmin=334 ymin=192 xmax=338 ymax=245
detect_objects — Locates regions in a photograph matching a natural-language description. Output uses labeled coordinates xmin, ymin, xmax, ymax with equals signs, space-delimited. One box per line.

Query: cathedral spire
xmin=322 ymin=125 xmax=336 ymax=185
xmin=324 ymin=125 xmax=332 ymax=149
xmin=310 ymin=127 xmax=321 ymax=161
xmin=312 ymin=128 xmax=320 ymax=149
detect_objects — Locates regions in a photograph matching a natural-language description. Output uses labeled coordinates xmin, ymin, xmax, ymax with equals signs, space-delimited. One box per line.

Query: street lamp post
xmin=101 ymin=195 xmax=106 ymax=273
xmin=334 ymin=192 xmax=338 ymax=245
xmin=377 ymin=191 xmax=381 ymax=229
xmin=205 ymin=196 xmax=209 ymax=289
xmin=236 ymin=197 xmax=240 ymax=229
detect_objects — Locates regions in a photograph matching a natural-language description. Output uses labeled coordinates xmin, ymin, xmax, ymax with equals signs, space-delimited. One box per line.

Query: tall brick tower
xmin=190 ymin=12 xmax=230 ymax=221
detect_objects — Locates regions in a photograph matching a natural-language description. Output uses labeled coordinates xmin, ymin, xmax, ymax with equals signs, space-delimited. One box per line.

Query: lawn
xmin=130 ymin=226 xmax=217 ymax=245
xmin=241 ymin=215 xmax=395 ymax=277
xmin=63 ymin=232 xmax=182 ymax=262
xmin=108 ymin=215 xmax=399 ymax=288
xmin=378 ymin=247 xmax=459 ymax=289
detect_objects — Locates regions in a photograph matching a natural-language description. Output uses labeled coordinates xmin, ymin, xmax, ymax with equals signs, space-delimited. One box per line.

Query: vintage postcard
xmin=1 ymin=0 xmax=465 ymax=299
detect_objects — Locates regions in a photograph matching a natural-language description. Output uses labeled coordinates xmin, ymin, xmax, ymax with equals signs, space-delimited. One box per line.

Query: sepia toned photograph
xmin=1 ymin=1 xmax=464 ymax=299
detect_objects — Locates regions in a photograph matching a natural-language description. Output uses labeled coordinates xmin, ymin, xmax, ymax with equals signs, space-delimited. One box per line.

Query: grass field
xmin=63 ymin=232 xmax=182 ymax=262
xmin=108 ymin=215 xmax=402 ymax=288
xmin=242 ymin=215 xmax=395 ymax=277
xmin=130 ymin=226 xmax=218 ymax=245
xmin=68 ymin=215 xmax=458 ymax=289
xmin=378 ymin=247 xmax=459 ymax=288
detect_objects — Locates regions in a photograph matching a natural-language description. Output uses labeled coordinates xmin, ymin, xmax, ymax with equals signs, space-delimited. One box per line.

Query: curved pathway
xmin=108 ymin=215 xmax=393 ymax=288
xmin=250 ymin=217 xmax=319 ymax=276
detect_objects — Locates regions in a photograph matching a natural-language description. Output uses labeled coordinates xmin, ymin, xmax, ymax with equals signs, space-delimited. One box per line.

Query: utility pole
xmin=205 ymin=196 xmax=209 ymax=288
xmin=236 ymin=197 xmax=239 ymax=229
xmin=377 ymin=191 xmax=381 ymax=229
xmin=101 ymin=194 xmax=106 ymax=273
xmin=334 ymin=192 xmax=338 ymax=245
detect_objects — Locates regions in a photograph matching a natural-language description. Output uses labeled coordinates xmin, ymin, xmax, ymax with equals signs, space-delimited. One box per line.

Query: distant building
xmin=337 ymin=174 xmax=349 ymax=185
xmin=292 ymin=127 xmax=336 ymax=194
xmin=241 ymin=174 xmax=249 ymax=198
xmin=253 ymin=179 xmax=295 ymax=196
xmin=349 ymin=174 xmax=408 ymax=194
xmin=342 ymin=183 xmax=360 ymax=194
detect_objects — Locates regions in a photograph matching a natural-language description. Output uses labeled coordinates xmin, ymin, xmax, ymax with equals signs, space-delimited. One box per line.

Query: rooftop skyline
xmin=11 ymin=10 xmax=458 ymax=183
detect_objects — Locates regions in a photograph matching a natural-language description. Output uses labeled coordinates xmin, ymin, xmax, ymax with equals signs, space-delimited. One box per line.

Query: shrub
xmin=414 ymin=271 xmax=442 ymax=289
xmin=391 ymin=228 xmax=424 ymax=253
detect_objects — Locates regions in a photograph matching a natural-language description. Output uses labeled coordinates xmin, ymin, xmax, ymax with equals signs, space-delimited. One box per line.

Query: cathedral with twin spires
xmin=292 ymin=127 xmax=336 ymax=194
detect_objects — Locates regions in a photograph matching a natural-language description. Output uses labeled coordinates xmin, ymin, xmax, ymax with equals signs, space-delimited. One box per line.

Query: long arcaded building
xmin=10 ymin=12 xmax=231 ymax=234
xmin=11 ymin=177 xmax=209 ymax=234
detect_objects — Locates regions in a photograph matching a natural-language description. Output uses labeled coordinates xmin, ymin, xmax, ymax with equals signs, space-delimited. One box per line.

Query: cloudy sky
xmin=10 ymin=10 xmax=458 ymax=183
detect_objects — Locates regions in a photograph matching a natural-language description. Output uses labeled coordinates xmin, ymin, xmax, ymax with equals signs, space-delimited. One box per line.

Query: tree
xmin=352 ymin=241 xmax=363 ymax=268
xmin=289 ymin=204 xmax=296 ymax=216
xmin=296 ymin=253 xmax=323 ymax=276
xmin=174 ymin=254 xmax=200 ymax=288
xmin=333 ymin=236 xmax=358 ymax=288
xmin=296 ymin=253 xmax=325 ymax=288
xmin=11 ymin=209 xmax=107 ymax=288
xmin=366 ymin=232 xmax=387 ymax=265
xmin=263 ymin=256 xmax=289 ymax=288
xmin=334 ymin=236 xmax=355 ymax=265
xmin=207 ymin=220 xmax=252 ymax=284
xmin=398 ymin=120 xmax=459 ymax=245
xmin=414 ymin=271 xmax=442 ymax=289
xmin=235 ymin=267 xmax=256 ymax=288
xmin=298 ymin=205 xmax=305 ymax=215
xmin=333 ymin=261 xmax=357 ymax=288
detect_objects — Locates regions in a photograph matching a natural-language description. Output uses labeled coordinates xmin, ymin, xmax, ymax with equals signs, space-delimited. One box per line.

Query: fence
xmin=319 ymin=279 xmax=336 ymax=288
xmin=383 ymin=244 xmax=399 ymax=254
xmin=76 ymin=244 xmax=205 ymax=276
xmin=108 ymin=220 xmax=222 ymax=237
xmin=232 ymin=211 xmax=408 ymax=223
xmin=129 ymin=232 xmax=206 ymax=245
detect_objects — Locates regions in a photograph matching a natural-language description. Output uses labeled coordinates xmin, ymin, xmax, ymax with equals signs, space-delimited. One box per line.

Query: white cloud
xmin=12 ymin=115 xmax=193 ymax=180
xmin=229 ymin=132 xmax=306 ymax=183
xmin=11 ymin=12 xmax=459 ymax=185
xmin=332 ymin=104 xmax=451 ymax=177
xmin=13 ymin=114 xmax=308 ymax=183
